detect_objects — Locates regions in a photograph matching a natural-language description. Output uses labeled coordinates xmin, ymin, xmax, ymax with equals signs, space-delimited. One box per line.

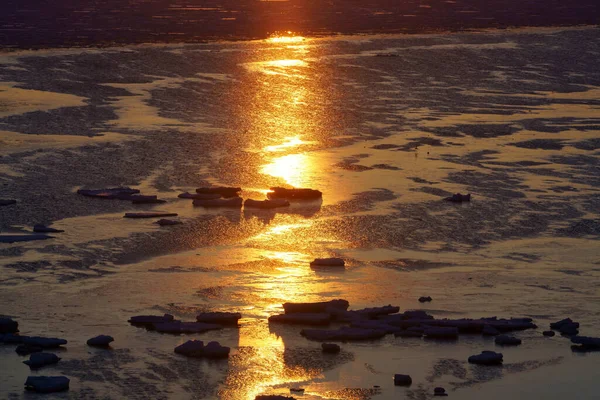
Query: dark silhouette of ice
xmin=156 ymin=219 xmax=182 ymax=226
xmin=87 ymin=335 xmax=114 ymax=347
xmin=128 ymin=314 xmax=174 ymax=326
xmin=444 ymin=193 xmax=472 ymax=202
xmin=551 ymin=318 xmax=580 ymax=335
xmin=394 ymin=374 xmax=412 ymax=386
xmin=309 ymin=258 xmax=345 ymax=268
xmin=174 ymin=340 xmax=205 ymax=357
xmin=24 ymin=376 xmax=70 ymax=393
xmin=174 ymin=340 xmax=230 ymax=358
xmin=203 ymin=341 xmax=231 ymax=358
xmin=321 ymin=343 xmax=341 ymax=353
xmin=2 ymin=333 xmax=26 ymax=344
xmin=268 ymin=187 xmax=323 ymax=200
xmin=495 ymin=335 xmax=522 ymax=346
xmin=131 ymin=196 xmax=166 ymax=204
xmin=333 ymin=305 xmax=400 ymax=322
xmin=419 ymin=296 xmax=432 ymax=303
xmin=33 ymin=224 xmax=64 ymax=233
xmin=283 ymin=299 xmax=349 ymax=314
xmin=0 ymin=234 xmax=53 ymax=243
xmin=0 ymin=317 xmax=18 ymax=333
xmin=571 ymin=336 xmax=600 ymax=350
xmin=196 ymin=187 xmax=241 ymax=198
xmin=468 ymin=351 xmax=503 ymax=365
xmin=0 ymin=199 xmax=17 ymax=206
xmin=23 ymin=353 xmax=61 ymax=369
xmin=22 ymin=336 xmax=67 ymax=349
xmin=16 ymin=344 xmax=43 ymax=355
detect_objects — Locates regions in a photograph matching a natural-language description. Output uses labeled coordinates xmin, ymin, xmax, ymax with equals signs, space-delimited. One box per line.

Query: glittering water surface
xmin=0 ymin=27 xmax=600 ymax=399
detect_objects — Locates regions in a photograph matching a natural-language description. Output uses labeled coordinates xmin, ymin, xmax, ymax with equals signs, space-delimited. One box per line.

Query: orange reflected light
xmin=267 ymin=32 xmax=305 ymax=44
xmin=261 ymin=153 xmax=310 ymax=187
xmin=263 ymin=136 xmax=313 ymax=152
xmin=266 ymin=59 xmax=307 ymax=68
xmin=244 ymin=59 xmax=307 ymax=77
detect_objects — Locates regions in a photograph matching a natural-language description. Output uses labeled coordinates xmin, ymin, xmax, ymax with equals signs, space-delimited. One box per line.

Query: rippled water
xmin=0 ymin=27 xmax=599 ymax=399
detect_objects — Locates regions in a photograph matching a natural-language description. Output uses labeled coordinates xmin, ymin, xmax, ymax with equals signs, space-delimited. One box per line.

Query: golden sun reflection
xmin=261 ymin=153 xmax=312 ymax=187
xmin=225 ymin=34 xmax=341 ymax=400
xmin=267 ymin=32 xmax=305 ymax=44
xmin=263 ymin=135 xmax=314 ymax=152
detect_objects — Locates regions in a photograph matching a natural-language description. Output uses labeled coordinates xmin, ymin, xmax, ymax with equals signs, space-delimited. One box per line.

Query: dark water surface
xmin=0 ymin=0 xmax=598 ymax=48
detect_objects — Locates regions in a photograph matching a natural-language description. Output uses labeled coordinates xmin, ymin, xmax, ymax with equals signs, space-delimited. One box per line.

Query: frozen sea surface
xmin=0 ymin=27 xmax=599 ymax=399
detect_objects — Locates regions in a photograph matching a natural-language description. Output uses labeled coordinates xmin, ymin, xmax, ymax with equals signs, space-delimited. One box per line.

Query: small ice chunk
xmin=87 ymin=335 xmax=114 ymax=347
xmin=23 ymin=353 xmax=61 ymax=369
xmin=434 ymin=387 xmax=448 ymax=396
xmin=0 ymin=234 xmax=53 ymax=243
xmin=418 ymin=296 xmax=432 ymax=303
xmin=310 ymin=258 xmax=345 ymax=267
xmin=394 ymin=374 xmax=412 ymax=386
xmin=283 ymin=299 xmax=349 ymax=314
xmin=24 ymin=376 xmax=70 ymax=393
xmin=128 ymin=314 xmax=174 ymax=326
xmin=550 ymin=318 xmax=575 ymax=329
xmin=495 ymin=335 xmax=522 ymax=346
xmin=571 ymin=336 xmax=600 ymax=349
xmin=33 ymin=224 xmax=64 ymax=233
xmin=468 ymin=351 xmax=503 ymax=365
xmin=268 ymin=187 xmax=323 ymax=200
xmin=0 ymin=317 xmax=18 ymax=333
xmin=22 ymin=336 xmax=67 ymax=349
xmin=543 ymin=330 xmax=556 ymax=337
xmin=195 ymin=187 xmax=241 ymax=198
xmin=0 ymin=199 xmax=17 ymax=206
xmin=174 ymin=340 xmax=204 ymax=357
xmin=16 ymin=344 xmax=43 ymax=355
xmin=156 ymin=219 xmax=182 ymax=226
xmin=203 ymin=341 xmax=231 ymax=358
xmin=321 ymin=343 xmax=341 ymax=353
xmin=444 ymin=193 xmax=471 ymax=202
xmin=196 ymin=312 xmax=242 ymax=326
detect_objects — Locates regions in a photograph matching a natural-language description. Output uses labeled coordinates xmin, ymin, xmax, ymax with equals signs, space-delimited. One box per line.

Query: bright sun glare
xmin=267 ymin=31 xmax=305 ymax=44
